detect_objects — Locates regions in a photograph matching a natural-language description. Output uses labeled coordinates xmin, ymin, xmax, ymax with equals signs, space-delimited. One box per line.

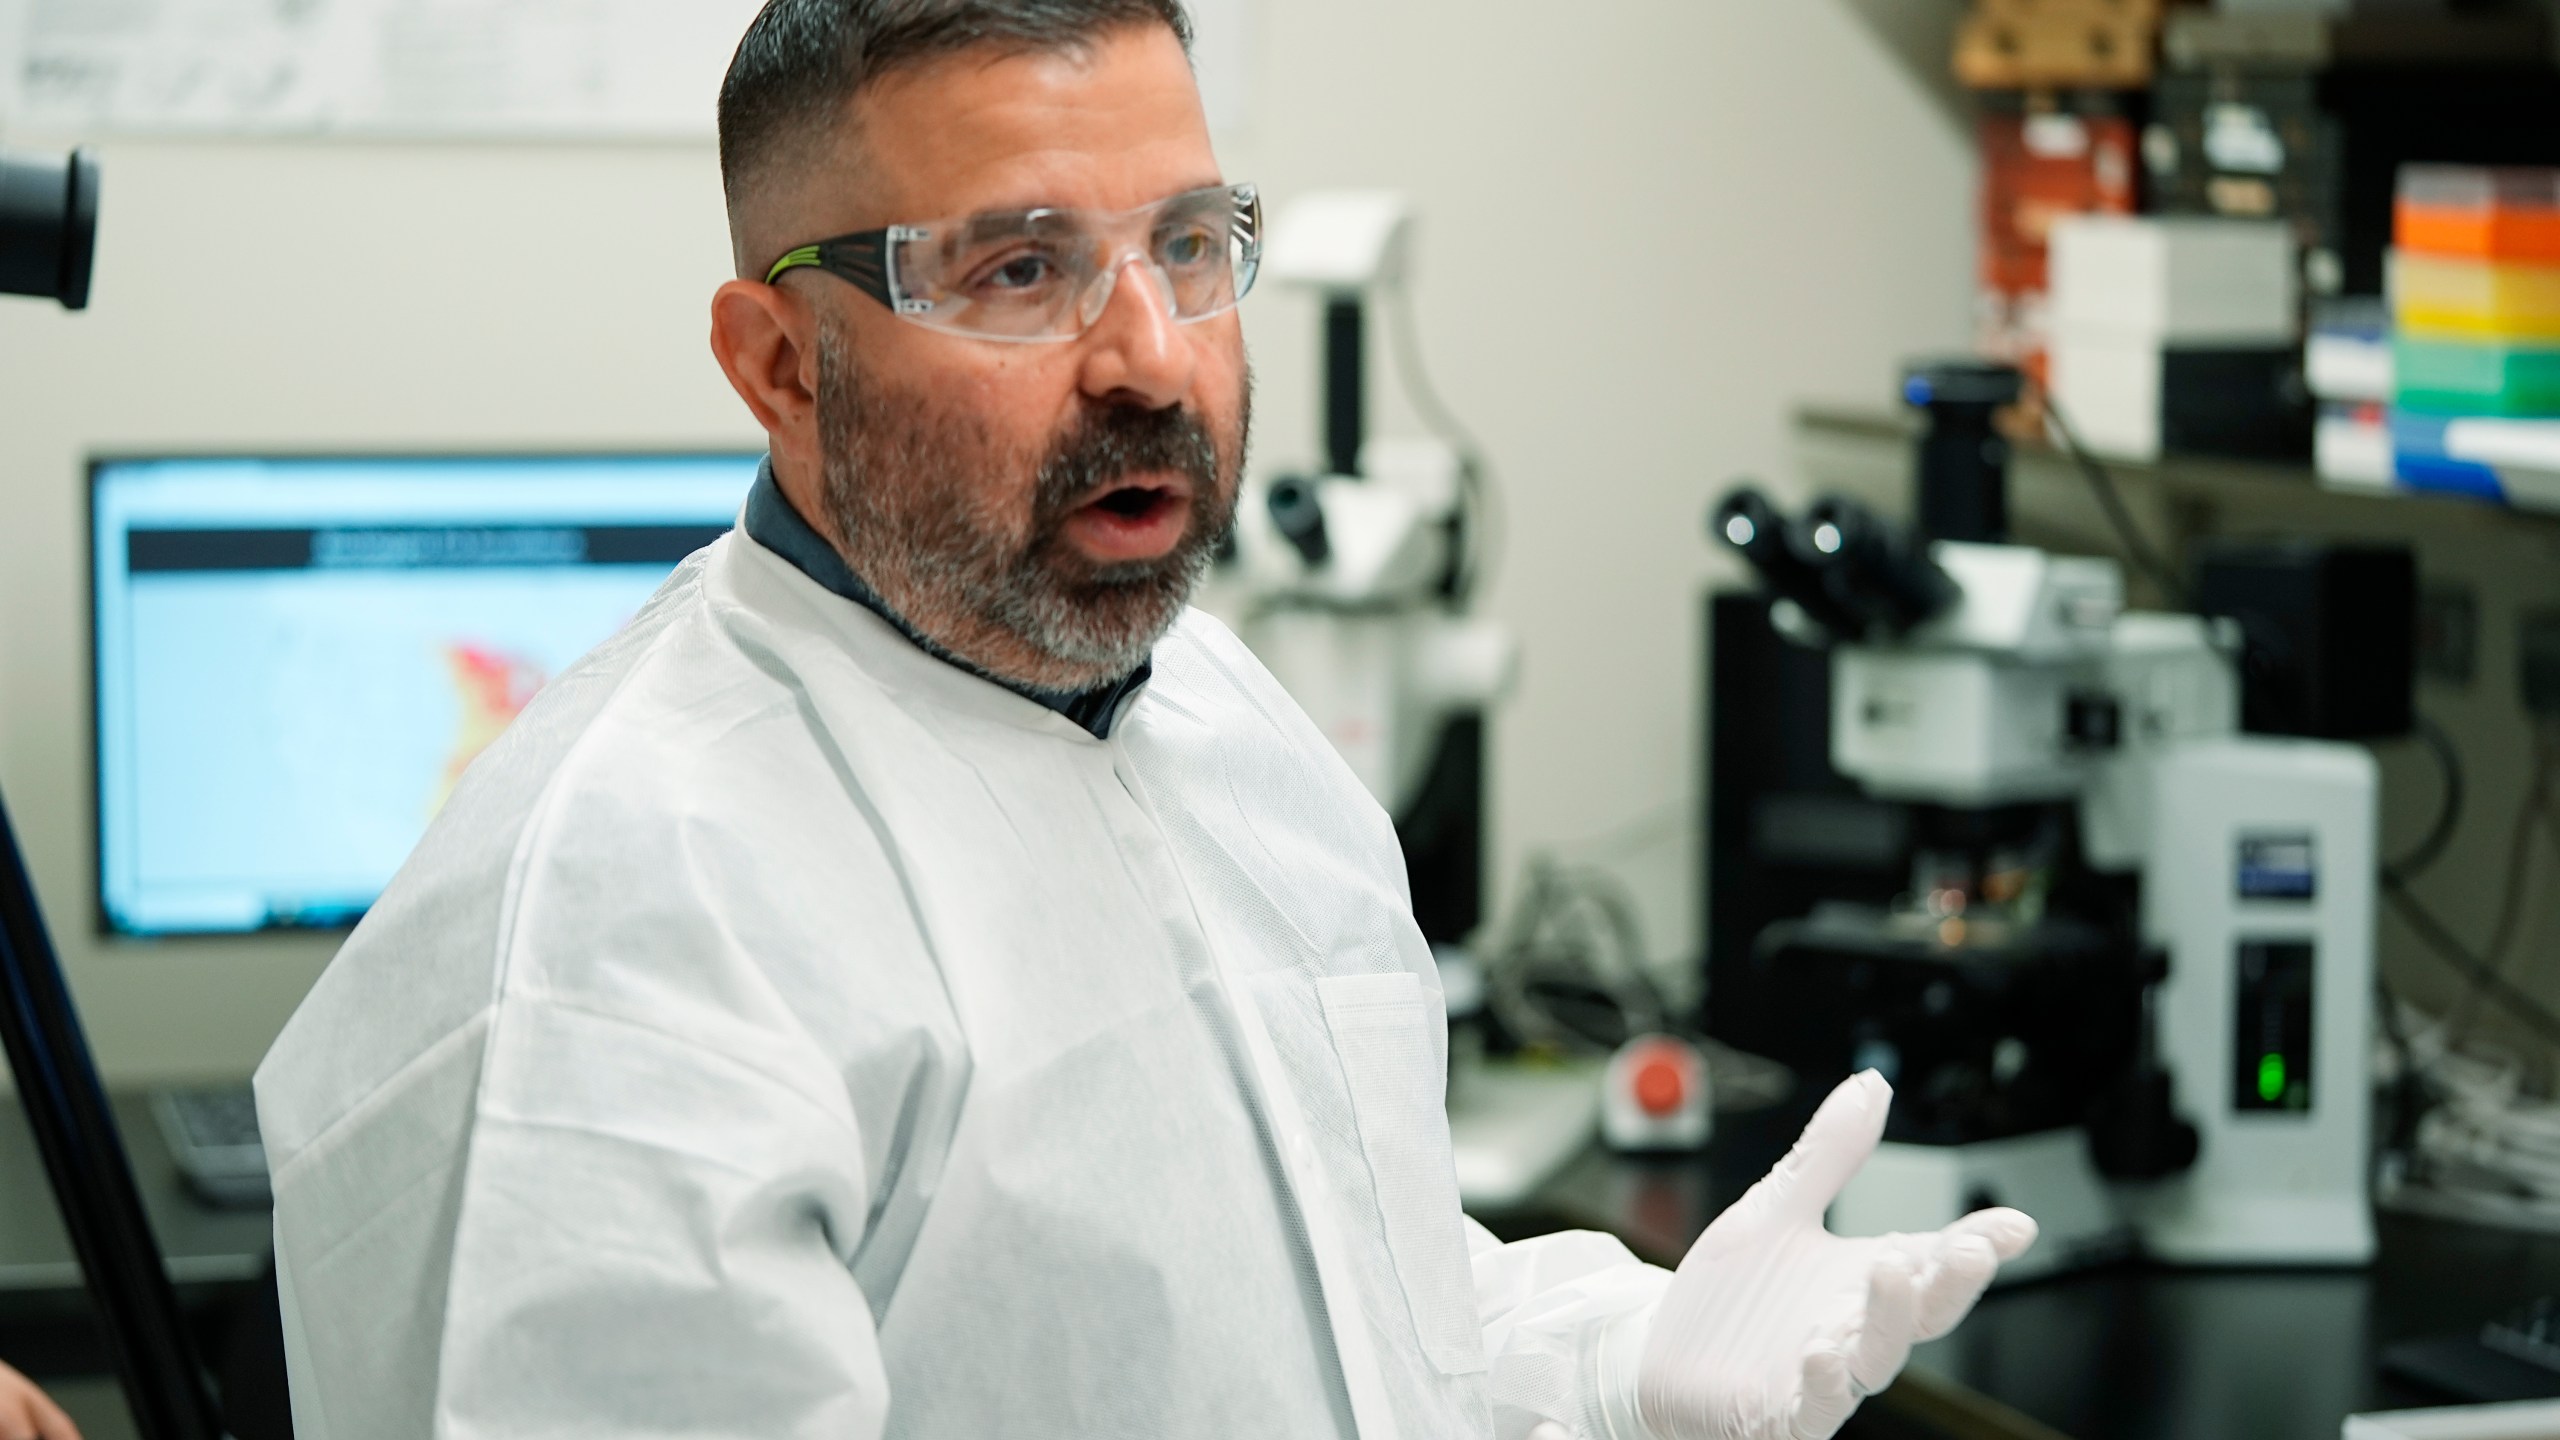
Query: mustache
xmin=1030 ymin=403 xmax=1225 ymax=525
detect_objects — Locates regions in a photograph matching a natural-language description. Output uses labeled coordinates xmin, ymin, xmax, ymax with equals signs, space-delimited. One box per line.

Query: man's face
xmin=763 ymin=25 xmax=1249 ymax=693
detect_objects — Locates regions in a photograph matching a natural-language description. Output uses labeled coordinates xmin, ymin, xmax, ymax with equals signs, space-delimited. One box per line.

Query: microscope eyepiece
xmin=1710 ymin=485 xmax=1866 ymax=640
xmin=0 ymin=148 xmax=98 ymax=311
xmin=1266 ymin=474 xmax=1332 ymax=567
xmin=1802 ymin=495 xmax=1958 ymax=636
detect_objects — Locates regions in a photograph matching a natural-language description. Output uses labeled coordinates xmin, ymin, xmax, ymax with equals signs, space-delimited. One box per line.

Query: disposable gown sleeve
xmin=271 ymin=990 xmax=886 ymax=1440
xmin=1469 ymin=1215 xmax=1671 ymax=1440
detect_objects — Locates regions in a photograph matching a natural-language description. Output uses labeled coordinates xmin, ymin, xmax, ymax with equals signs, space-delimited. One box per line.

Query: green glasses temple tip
xmin=764 ymin=245 xmax=824 ymax=285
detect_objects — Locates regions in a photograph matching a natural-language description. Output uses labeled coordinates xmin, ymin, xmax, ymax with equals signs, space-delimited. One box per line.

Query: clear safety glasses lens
xmin=768 ymin=183 xmax=1261 ymax=344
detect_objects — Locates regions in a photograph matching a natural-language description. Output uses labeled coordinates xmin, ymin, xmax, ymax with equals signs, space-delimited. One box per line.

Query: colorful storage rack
xmin=2388 ymin=164 xmax=2560 ymax=512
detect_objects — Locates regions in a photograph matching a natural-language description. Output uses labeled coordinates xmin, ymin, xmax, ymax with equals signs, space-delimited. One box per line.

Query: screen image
xmin=93 ymin=453 xmax=762 ymax=937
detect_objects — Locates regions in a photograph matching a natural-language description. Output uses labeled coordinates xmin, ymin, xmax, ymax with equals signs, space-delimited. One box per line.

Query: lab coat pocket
xmin=1316 ymin=971 xmax=1490 ymax=1377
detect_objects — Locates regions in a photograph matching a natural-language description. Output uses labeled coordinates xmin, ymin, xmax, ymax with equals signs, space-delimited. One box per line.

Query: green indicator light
xmin=2258 ymin=1054 xmax=2287 ymax=1103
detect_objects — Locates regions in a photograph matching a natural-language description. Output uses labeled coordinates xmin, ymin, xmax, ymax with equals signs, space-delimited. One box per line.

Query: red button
xmin=1634 ymin=1058 xmax=1686 ymax=1116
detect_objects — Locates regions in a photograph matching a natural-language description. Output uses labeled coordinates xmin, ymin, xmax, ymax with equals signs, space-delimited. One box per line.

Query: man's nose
xmin=1076 ymin=253 xmax=1194 ymax=410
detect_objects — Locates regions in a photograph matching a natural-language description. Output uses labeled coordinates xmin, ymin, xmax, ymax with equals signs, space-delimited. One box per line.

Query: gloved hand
xmin=1625 ymin=1070 xmax=2036 ymax=1440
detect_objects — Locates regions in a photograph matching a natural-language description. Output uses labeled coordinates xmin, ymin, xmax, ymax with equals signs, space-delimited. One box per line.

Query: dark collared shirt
xmin=741 ymin=460 xmax=1151 ymax=740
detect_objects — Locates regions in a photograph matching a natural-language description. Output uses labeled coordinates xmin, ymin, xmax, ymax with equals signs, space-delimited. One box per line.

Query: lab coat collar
xmin=723 ymin=524 xmax=1150 ymax=745
xmin=738 ymin=457 xmax=1151 ymax=739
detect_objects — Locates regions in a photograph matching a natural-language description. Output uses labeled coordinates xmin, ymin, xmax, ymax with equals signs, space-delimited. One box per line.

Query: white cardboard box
xmin=2051 ymin=328 xmax=2166 ymax=460
xmin=2051 ymin=214 xmax=2300 ymax=343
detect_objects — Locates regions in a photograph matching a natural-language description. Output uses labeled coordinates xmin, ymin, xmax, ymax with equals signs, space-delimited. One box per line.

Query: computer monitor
xmin=90 ymin=452 xmax=763 ymax=938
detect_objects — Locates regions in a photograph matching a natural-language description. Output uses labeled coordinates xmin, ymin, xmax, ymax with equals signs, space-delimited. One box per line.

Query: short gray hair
xmin=718 ymin=0 xmax=1194 ymax=231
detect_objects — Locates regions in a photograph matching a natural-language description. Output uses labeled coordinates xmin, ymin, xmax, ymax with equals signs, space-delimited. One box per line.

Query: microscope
xmin=0 ymin=148 xmax=256 ymax=1440
xmin=1716 ymin=361 xmax=2378 ymax=1279
xmin=1219 ymin=192 xmax=1516 ymax=950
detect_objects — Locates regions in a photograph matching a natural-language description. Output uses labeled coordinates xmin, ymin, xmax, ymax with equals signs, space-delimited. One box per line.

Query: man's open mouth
xmin=1081 ymin=478 xmax=1189 ymax=524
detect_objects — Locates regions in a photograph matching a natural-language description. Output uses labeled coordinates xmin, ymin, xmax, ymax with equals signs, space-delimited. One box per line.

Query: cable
xmin=1547 ymin=802 xmax=1688 ymax=865
xmin=2383 ymin=873 xmax=2560 ymax=1051
xmin=1475 ymin=852 xmax=1797 ymax=1112
xmin=2384 ymin=1000 xmax=2560 ymax=1226
xmin=2384 ymin=714 xmax=2468 ymax=886
xmin=2039 ymin=390 xmax=2193 ymax=610
xmin=2375 ymin=973 xmax=2440 ymax=1155
xmin=2448 ymin=733 xmax=2559 ymax=1041
xmin=1383 ymin=276 xmax=1499 ymax=604
xmin=1482 ymin=855 xmax=1671 ymax=1052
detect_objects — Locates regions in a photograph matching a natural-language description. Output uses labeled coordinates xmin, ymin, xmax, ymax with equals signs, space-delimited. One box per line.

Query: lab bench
xmin=1479 ymin=1095 xmax=2560 ymax=1440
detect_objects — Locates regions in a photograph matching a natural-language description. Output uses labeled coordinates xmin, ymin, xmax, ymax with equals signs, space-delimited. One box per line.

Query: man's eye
xmin=1160 ymin=229 xmax=1215 ymax=268
xmin=979 ymin=252 xmax=1060 ymax=292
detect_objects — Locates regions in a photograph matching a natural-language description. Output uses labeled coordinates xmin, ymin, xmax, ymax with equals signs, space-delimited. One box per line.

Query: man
xmin=255 ymin=3 xmax=2035 ymax=1437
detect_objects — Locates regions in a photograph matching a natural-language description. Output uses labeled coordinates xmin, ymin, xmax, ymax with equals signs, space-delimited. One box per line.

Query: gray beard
xmin=814 ymin=325 xmax=1247 ymax=692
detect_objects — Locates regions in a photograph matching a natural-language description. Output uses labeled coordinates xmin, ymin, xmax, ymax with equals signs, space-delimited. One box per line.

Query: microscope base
xmin=1830 ymin=1130 xmax=2134 ymax=1284
xmin=2122 ymin=1183 xmax=2376 ymax=1266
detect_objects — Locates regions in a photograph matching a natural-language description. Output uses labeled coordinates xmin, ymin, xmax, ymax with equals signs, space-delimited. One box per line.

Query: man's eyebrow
xmin=954 ymin=206 xmax=1077 ymax=243
xmin=935 ymin=177 xmax=1234 ymax=231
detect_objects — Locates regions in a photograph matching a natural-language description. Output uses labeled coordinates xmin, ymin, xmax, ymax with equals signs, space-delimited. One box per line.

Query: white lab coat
xmin=254 ymin=526 xmax=1673 ymax=1440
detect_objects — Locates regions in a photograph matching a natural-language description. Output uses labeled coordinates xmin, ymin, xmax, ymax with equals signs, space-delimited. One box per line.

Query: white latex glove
xmin=1619 ymin=1070 xmax=2037 ymax=1440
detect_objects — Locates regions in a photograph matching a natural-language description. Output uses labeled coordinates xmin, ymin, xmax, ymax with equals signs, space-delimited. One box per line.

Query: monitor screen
xmin=91 ymin=453 xmax=762 ymax=938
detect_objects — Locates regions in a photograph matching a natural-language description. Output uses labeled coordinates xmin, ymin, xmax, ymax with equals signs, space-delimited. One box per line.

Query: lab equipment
xmin=2310 ymin=299 xmax=2396 ymax=488
xmin=2395 ymin=334 xmax=2560 ymax=417
xmin=2192 ymin=539 xmax=2416 ymax=740
xmin=2150 ymin=28 xmax=2560 ymax=299
xmin=1 ymin=781 xmax=227 ymax=1440
xmin=2389 ymin=166 xmax=2560 ymax=513
xmin=0 ymin=147 xmax=96 ymax=309
xmin=1220 ymin=190 xmax=1515 ymax=949
xmin=2485 ymin=1299 xmax=2560 ymax=1378
xmin=1953 ymin=1 xmax=2161 ymax=91
xmin=2383 ymin=1297 xmax=2560 ymax=1407
xmin=2048 ymin=214 xmax=2310 ymax=461
xmin=1601 ymin=1034 xmax=1712 ymax=1154
xmin=2394 ymin=250 xmax=2560 ymax=342
xmin=1905 ymin=360 xmax=2024 ymax=545
xmin=89 ymin=452 xmax=758 ymax=936
xmin=151 ymin=1085 xmax=269 ymax=1210
xmin=2310 ymin=299 xmax=2397 ymax=406
xmin=2399 ymin=166 xmax=2560 ymax=266
xmin=1630 ymin=1072 xmax=2035 ymax=1440
xmin=763 ymin=181 xmax=1261 ymax=342
xmin=1972 ymin=96 xmax=2141 ymax=392
xmin=1714 ymin=359 xmax=2383 ymax=1276
xmin=2147 ymin=65 xmax=2343 ymax=290
xmin=2384 ymin=1337 xmax=2560 ymax=1409
xmin=0 ymin=153 xmax=237 ymax=1440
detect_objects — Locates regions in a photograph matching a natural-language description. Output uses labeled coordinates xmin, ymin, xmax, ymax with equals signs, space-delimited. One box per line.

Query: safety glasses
xmin=764 ymin=181 xmax=1261 ymax=344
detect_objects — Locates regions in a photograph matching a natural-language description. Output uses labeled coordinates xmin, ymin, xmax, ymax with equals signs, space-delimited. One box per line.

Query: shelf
xmin=1792 ymin=402 xmax=2560 ymax=536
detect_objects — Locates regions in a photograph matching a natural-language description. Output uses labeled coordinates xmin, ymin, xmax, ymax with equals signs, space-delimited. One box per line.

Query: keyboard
xmin=150 ymin=1085 xmax=271 ymax=1210
xmin=2486 ymin=1297 xmax=2560 ymax=1375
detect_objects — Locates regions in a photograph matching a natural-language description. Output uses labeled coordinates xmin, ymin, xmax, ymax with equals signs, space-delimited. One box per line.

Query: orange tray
xmin=2398 ymin=165 xmax=2560 ymax=264
xmin=2398 ymin=201 xmax=2560 ymax=264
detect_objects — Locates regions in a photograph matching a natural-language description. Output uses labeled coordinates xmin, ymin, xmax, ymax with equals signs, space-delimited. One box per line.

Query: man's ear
xmin=710 ymin=279 xmax=823 ymax=470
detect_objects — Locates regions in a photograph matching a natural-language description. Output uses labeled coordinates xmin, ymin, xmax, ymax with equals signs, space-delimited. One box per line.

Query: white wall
xmin=0 ymin=0 xmax=1975 ymax=1085
xmin=1228 ymin=2 xmax=1975 ymax=996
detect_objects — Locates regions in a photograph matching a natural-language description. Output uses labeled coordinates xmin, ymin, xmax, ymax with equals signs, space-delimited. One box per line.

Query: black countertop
xmin=1483 ymin=1100 xmax=2560 ymax=1440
